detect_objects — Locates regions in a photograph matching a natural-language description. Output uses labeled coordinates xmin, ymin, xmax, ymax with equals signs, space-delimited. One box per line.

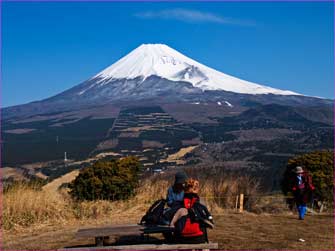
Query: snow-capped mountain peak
xmin=94 ymin=44 xmax=195 ymax=81
xmin=90 ymin=43 xmax=300 ymax=96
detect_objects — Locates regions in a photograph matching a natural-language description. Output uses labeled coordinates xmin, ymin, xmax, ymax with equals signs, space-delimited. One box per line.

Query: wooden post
xmin=319 ymin=202 xmax=324 ymax=213
xmin=239 ymin=194 xmax=244 ymax=213
xmin=235 ymin=195 xmax=239 ymax=211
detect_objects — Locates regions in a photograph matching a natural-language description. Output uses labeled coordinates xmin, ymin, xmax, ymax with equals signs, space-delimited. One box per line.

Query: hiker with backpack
xmin=169 ymin=178 xmax=214 ymax=244
xmin=140 ymin=171 xmax=189 ymax=226
xmin=291 ymin=166 xmax=315 ymax=220
xmin=140 ymin=175 xmax=214 ymax=243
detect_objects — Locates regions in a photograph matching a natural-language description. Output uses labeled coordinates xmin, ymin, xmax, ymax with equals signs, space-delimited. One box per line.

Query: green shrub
xmin=282 ymin=150 xmax=333 ymax=202
xmin=69 ymin=156 xmax=141 ymax=201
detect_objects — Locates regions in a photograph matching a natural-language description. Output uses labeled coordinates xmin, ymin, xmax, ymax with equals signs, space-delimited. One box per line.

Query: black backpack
xmin=140 ymin=199 xmax=166 ymax=225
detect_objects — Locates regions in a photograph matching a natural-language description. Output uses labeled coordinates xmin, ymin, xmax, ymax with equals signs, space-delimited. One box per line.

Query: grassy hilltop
xmin=2 ymin=165 xmax=333 ymax=250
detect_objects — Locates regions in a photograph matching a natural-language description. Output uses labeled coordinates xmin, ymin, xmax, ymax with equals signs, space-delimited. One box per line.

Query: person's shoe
xmin=298 ymin=216 xmax=304 ymax=220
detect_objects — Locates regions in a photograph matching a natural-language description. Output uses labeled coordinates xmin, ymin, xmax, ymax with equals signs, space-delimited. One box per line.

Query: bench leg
xmin=103 ymin=236 xmax=110 ymax=245
xmin=95 ymin=236 xmax=109 ymax=246
xmin=95 ymin=237 xmax=104 ymax=246
xmin=140 ymin=233 xmax=150 ymax=243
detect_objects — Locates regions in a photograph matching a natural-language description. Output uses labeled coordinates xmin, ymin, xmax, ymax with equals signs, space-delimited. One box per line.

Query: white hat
xmin=294 ymin=166 xmax=304 ymax=174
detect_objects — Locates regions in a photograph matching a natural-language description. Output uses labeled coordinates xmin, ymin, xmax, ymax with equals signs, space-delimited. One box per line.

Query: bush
xmin=282 ymin=150 xmax=333 ymax=202
xmin=69 ymin=156 xmax=141 ymax=201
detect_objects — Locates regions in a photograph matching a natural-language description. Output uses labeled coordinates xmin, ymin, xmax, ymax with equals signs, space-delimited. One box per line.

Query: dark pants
xmin=294 ymin=191 xmax=309 ymax=219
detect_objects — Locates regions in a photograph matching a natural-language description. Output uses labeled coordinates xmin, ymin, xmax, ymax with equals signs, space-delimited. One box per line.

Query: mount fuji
xmin=3 ymin=44 xmax=331 ymax=120
xmin=86 ymin=43 xmax=299 ymax=96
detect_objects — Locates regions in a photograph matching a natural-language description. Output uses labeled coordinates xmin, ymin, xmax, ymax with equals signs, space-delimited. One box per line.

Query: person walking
xmin=291 ymin=166 xmax=315 ymax=220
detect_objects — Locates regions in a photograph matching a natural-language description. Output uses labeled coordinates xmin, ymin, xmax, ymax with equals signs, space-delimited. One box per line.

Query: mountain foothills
xmin=2 ymin=44 xmax=333 ymax=189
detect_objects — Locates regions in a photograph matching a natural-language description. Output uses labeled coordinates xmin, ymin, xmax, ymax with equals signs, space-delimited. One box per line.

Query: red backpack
xmin=176 ymin=195 xmax=203 ymax=237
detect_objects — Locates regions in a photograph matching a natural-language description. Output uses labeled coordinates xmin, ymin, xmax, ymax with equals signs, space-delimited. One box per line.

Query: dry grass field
xmin=2 ymin=172 xmax=333 ymax=250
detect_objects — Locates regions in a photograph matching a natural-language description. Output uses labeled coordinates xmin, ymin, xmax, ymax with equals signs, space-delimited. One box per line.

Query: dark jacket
xmin=174 ymin=193 xmax=214 ymax=236
xmin=292 ymin=172 xmax=315 ymax=204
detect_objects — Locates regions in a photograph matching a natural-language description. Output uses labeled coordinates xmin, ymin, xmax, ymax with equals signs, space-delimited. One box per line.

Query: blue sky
xmin=2 ymin=1 xmax=334 ymax=107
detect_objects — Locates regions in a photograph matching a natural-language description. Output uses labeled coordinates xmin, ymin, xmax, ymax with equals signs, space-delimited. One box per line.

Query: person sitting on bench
xmin=140 ymin=171 xmax=188 ymax=226
xmin=167 ymin=171 xmax=188 ymax=207
xmin=169 ymin=178 xmax=214 ymax=244
xmin=162 ymin=171 xmax=188 ymax=224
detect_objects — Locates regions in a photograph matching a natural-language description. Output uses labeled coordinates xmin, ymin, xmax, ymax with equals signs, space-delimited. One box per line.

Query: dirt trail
xmin=42 ymin=170 xmax=79 ymax=194
xmin=3 ymin=213 xmax=333 ymax=250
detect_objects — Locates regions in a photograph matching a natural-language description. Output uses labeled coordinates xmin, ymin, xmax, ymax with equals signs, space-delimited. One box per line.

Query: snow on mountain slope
xmin=88 ymin=43 xmax=300 ymax=96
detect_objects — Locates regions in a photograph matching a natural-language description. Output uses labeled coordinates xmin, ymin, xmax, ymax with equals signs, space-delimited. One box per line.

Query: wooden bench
xmin=72 ymin=224 xmax=218 ymax=249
